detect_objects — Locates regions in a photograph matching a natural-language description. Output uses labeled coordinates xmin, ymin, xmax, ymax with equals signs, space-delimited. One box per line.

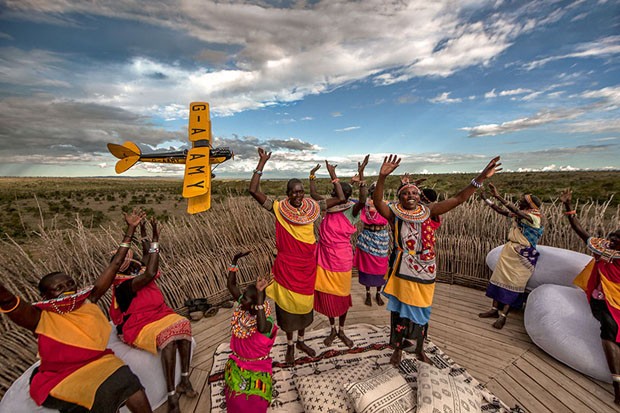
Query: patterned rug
xmin=208 ymin=323 xmax=523 ymax=412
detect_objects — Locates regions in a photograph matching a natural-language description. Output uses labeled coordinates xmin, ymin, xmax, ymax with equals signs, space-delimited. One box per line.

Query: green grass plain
xmin=0 ymin=170 xmax=618 ymax=239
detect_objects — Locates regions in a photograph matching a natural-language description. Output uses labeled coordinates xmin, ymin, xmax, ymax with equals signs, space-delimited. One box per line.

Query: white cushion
xmin=295 ymin=360 xmax=378 ymax=413
xmin=524 ymin=284 xmax=611 ymax=383
xmin=345 ymin=366 xmax=416 ymax=413
xmin=417 ymin=362 xmax=482 ymax=413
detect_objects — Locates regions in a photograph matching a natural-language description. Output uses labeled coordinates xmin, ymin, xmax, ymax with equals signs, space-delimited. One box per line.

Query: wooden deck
xmin=163 ymin=282 xmax=620 ymax=413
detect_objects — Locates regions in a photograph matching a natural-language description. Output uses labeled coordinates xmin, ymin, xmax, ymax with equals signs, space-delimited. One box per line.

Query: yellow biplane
xmin=107 ymin=102 xmax=233 ymax=214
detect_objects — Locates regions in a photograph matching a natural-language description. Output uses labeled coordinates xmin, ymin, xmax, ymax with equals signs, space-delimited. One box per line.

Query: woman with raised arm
xmin=478 ymin=185 xmax=544 ymax=329
xmin=354 ymin=180 xmax=390 ymax=307
xmin=311 ymin=155 xmax=368 ymax=348
xmin=560 ymin=188 xmax=620 ymax=405
xmin=248 ymin=148 xmax=341 ymax=365
xmin=109 ymin=218 xmax=195 ymax=413
xmin=223 ymin=251 xmax=276 ymax=413
xmin=0 ymin=208 xmax=152 ymax=413
xmin=372 ymin=155 xmax=501 ymax=366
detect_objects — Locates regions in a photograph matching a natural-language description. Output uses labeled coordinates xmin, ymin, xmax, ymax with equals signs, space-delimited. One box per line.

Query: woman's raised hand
xmin=257 ymin=147 xmax=272 ymax=163
xmin=358 ymin=154 xmax=369 ymax=176
xmin=559 ymin=188 xmax=572 ymax=204
xmin=125 ymin=208 xmax=146 ymax=227
xmin=379 ymin=155 xmax=401 ymax=177
xmin=488 ymin=183 xmax=500 ymax=198
xmin=479 ymin=156 xmax=502 ymax=180
xmin=310 ymin=163 xmax=321 ymax=175
xmin=233 ymin=250 xmax=252 ymax=262
xmin=150 ymin=217 xmax=159 ymax=241
xmin=325 ymin=160 xmax=338 ymax=177
xmin=256 ymin=273 xmax=273 ymax=292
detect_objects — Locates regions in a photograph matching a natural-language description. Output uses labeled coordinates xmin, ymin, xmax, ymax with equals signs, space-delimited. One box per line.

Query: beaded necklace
xmin=389 ymin=202 xmax=430 ymax=223
xmin=588 ymin=237 xmax=619 ymax=263
xmin=365 ymin=200 xmax=378 ymax=221
xmin=278 ymin=198 xmax=320 ymax=225
xmin=32 ymin=287 xmax=93 ymax=314
xmin=231 ymin=301 xmax=273 ymax=339
xmin=327 ymin=200 xmax=355 ymax=213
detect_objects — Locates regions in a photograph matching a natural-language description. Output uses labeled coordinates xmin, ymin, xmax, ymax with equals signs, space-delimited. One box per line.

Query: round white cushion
xmin=0 ymin=325 xmax=195 ymax=413
xmin=524 ymin=284 xmax=611 ymax=383
xmin=486 ymin=245 xmax=592 ymax=291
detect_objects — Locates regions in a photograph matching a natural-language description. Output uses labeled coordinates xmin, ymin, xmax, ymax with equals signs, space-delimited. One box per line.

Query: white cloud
xmin=334 ymin=126 xmax=360 ymax=132
xmin=484 ymin=89 xmax=497 ymax=98
xmin=523 ymin=35 xmax=620 ymax=70
xmin=429 ymin=92 xmax=462 ymax=104
xmin=499 ymin=88 xmax=532 ymax=96
xmin=462 ymin=108 xmax=583 ymax=137
xmin=0 ymin=1 xmax=555 ymax=116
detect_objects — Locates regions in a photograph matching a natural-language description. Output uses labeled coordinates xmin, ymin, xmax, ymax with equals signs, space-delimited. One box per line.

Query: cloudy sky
xmin=0 ymin=0 xmax=619 ymax=178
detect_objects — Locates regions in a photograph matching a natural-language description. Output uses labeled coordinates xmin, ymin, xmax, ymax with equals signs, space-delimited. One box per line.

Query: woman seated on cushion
xmin=0 ymin=208 xmax=152 ymax=413
xmin=561 ymin=188 xmax=620 ymax=405
xmin=224 ymin=251 xmax=276 ymax=413
xmin=109 ymin=218 xmax=195 ymax=413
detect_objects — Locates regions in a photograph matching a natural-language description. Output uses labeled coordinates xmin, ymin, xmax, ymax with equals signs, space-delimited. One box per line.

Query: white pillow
xmin=417 ymin=362 xmax=482 ymax=413
xmin=295 ymin=360 xmax=378 ymax=413
xmin=345 ymin=367 xmax=416 ymax=413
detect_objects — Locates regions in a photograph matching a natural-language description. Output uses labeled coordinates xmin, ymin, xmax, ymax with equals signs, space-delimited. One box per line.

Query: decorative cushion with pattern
xmin=417 ymin=362 xmax=482 ymax=413
xmin=294 ymin=360 xmax=378 ymax=413
xmin=344 ymin=366 xmax=416 ymax=413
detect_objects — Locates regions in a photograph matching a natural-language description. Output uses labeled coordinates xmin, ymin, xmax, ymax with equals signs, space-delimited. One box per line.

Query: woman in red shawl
xmin=0 ymin=208 xmax=151 ymax=413
xmin=561 ymin=188 xmax=620 ymax=405
xmin=249 ymin=147 xmax=343 ymax=365
xmin=110 ymin=218 xmax=194 ymax=413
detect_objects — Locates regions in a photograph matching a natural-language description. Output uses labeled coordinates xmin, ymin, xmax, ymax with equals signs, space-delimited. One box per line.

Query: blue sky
xmin=0 ymin=0 xmax=618 ymax=178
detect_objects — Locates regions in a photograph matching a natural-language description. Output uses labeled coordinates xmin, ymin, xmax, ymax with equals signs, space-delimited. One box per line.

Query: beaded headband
xmin=524 ymin=194 xmax=539 ymax=211
xmin=397 ymin=183 xmax=420 ymax=196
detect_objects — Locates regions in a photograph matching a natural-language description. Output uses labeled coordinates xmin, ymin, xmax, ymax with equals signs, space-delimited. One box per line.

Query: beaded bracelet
xmin=0 ymin=296 xmax=20 ymax=313
xmin=253 ymin=169 xmax=263 ymax=176
xmin=253 ymin=303 xmax=265 ymax=311
xmin=331 ymin=178 xmax=340 ymax=184
xmin=149 ymin=248 xmax=160 ymax=254
xmin=119 ymin=242 xmax=131 ymax=248
xmin=564 ymin=210 xmax=577 ymax=216
xmin=309 ymin=175 xmax=316 ymax=180
xmin=359 ymin=182 xmax=367 ymax=187
xmin=228 ymin=264 xmax=239 ymax=272
xmin=484 ymin=199 xmax=494 ymax=206
xmin=470 ymin=178 xmax=483 ymax=189
xmin=150 ymin=242 xmax=159 ymax=249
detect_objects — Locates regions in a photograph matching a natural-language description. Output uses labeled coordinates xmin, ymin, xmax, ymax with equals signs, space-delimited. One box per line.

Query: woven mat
xmin=208 ymin=323 xmax=523 ymax=412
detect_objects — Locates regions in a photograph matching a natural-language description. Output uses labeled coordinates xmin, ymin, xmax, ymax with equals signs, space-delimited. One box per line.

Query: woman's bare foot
xmin=167 ymin=393 xmax=180 ymax=413
xmin=492 ymin=315 xmax=507 ymax=329
xmin=364 ymin=293 xmax=372 ymax=306
xmin=296 ymin=341 xmax=316 ymax=357
xmin=416 ymin=351 xmax=432 ymax=364
xmin=176 ymin=378 xmax=197 ymax=398
xmin=338 ymin=330 xmax=354 ymax=348
xmin=375 ymin=293 xmax=385 ymax=306
xmin=285 ymin=344 xmax=295 ymax=366
xmin=612 ymin=381 xmax=620 ymax=405
xmin=478 ymin=309 xmax=499 ymax=318
xmin=324 ymin=328 xmax=337 ymax=346
xmin=390 ymin=349 xmax=402 ymax=367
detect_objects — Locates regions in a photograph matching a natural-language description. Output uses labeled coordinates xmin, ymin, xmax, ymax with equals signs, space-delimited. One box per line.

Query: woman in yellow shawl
xmin=0 ymin=208 xmax=151 ymax=413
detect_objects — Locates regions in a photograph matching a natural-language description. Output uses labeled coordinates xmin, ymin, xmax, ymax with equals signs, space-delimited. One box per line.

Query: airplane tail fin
xmin=107 ymin=141 xmax=142 ymax=174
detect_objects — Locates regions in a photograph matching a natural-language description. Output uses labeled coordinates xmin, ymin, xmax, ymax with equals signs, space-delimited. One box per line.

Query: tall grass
xmin=0 ymin=195 xmax=618 ymax=396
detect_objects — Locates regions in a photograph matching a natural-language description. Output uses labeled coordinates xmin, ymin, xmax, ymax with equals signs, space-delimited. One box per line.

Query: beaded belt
xmin=364 ymin=224 xmax=387 ymax=232
xmin=232 ymin=351 xmax=269 ymax=362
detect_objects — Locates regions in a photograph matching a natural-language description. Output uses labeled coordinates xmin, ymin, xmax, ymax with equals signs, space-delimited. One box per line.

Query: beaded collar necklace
xmin=365 ymin=200 xmax=378 ymax=220
xmin=588 ymin=237 xmax=619 ymax=263
xmin=32 ymin=287 xmax=93 ymax=315
xmin=327 ymin=200 xmax=355 ymax=213
xmin=279 ymin=198 xmax=320 ymax=225
xmin=389 ymin=202 xmax=430 ymax=223
xmin=231 ymin=301 xmax=273 ymax=339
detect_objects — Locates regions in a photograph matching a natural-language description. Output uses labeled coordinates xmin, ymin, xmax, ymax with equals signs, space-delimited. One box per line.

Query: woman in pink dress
xmin=224 ymin=251 xmax=277 ymax=413
xmin=311 ymin=155 xmax=368 ymax=347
